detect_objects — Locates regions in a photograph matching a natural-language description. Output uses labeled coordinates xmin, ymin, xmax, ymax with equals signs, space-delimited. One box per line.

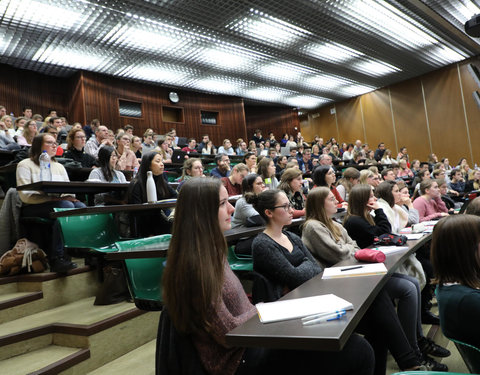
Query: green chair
xmin=115 ymin=234 xmax=171 ymax=311
xmin=227 ymin=246 xmax=253 ymax=272
xmin=54 ymin=208 xmax=122 ymax=253
xmin=391 ymin=372 xmax=470 ymax=375
xmin=447 ymin=337 xmax=480 ymax=374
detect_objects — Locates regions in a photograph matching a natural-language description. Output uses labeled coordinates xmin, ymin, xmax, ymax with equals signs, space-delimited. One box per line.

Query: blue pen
xmin=301 ymin=309 xmax=346 ymax=322
xmin=302 ymin=310 xmax=347 ymax=326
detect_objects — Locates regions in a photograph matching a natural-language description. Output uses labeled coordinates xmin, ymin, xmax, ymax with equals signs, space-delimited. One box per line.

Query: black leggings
xmin=236 ymin=333 xmax=374 ymax=375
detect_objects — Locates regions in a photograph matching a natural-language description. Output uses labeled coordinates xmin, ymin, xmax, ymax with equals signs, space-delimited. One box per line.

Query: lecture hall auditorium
xmin=1 ymin=1 xmax=480 ymax=374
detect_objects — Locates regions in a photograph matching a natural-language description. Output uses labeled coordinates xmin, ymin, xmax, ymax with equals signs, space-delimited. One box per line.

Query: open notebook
xmin=322 ymin=263 xmax=387 ymax=279
xmin=256 ymin=294 xmax=353 ymax=323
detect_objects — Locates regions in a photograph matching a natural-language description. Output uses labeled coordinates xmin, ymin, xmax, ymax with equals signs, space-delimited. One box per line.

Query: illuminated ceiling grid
xmin=0 ymin=0 xmax=479 ymax=109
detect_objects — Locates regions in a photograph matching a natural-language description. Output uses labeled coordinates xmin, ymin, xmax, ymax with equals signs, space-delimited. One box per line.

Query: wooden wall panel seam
xmin=359 ymin=96 xmax=367 ymax=142
xmin=456 ymin=63 xmax=474 ymax=164
xmin=388 ymin=88 xmax=399 ymax=153
xmin=420 ymin=80 xmax=433 ymax=154
xmin=334 ymin=104 xmax=340 ymax=141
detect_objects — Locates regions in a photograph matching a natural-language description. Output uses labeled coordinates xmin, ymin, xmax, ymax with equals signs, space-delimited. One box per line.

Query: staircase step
xmin=0 ymin=291 xmax=43 ymax=310
xmin=1 ymin=345 xmax=89 ymax=375
xmin=86 ymin=339 xmax=156 ymax=375
xmin=0 ymin=297 xmax=141 ymax=348
xmin=0 ymin=266 xmax=100 ymax=324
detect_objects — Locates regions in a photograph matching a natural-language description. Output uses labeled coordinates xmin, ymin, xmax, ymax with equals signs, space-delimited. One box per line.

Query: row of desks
xmin=226 ymin=234 xmax=431 ymax=351
xmin=15 ymin=179 xmax=431 ymax=352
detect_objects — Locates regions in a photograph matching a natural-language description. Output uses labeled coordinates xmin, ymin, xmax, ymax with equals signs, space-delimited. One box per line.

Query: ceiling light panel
xmin=0 ymin=0 xmax=479 ymax=110
xmin=285 ymin=95 xmax=331 ymax=109
xmin=226 ymin=8 xmax=312 ymax=48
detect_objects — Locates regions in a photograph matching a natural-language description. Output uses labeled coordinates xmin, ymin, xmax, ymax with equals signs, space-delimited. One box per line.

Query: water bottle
xmin=146 ymin=171 xmax=157 ymax=203
xmin=39 ymin=151 xmax=52 ymax=181
xmin=264 ymin=177 xmax=272 ymax=190
xmin=133 ymin=167 xmax=138 ymax=179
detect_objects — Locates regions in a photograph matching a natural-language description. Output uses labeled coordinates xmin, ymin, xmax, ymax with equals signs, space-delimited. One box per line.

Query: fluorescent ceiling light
xmin=306 ymin=75 xmax=352 ymax=90
xmin=227 ymin=9 xmax=311 ymax=47
xmin=338 ymin=84 xmax=376 ymax=97
xmin=346 ymin=0 xmax=438 ymax=49
xmin=286 ymin=95 xmax=330 ymax=109
xmin=112 ymin=26 xmax=181 ymax=54
xmin=32 ymin=46 xmax=105 ymax=70
xmin=430 ymin=45 xmax=468 ymax=64
xmin=258 ymin=62 xmax=308 ymax=82
xmin=450 ymin=1 xmax=480 ymax=22
xmin=2 ymin=0 xmax=82 ymax=30
xmin=353 ymin=60 xmax=401 ymax=77
xmin=246 ymin=87 xmax=296 ymax=102
xmin=195 ymin=78 xmax=242 ymax=94
xmin=307 ymin=42 xmax=363 ymax=63
xmin=198 ymin=48 xmax=252 ymax=70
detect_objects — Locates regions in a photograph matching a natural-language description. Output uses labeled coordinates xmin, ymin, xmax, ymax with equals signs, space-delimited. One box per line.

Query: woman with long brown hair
xmin=162 ymin=179 xmax=375 ymax=375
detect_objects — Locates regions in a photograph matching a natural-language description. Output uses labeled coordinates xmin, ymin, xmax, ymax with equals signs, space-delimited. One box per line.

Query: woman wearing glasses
xmin=250 ymin=189 xmax=424 ymax=373
xmin=278 ymin=167 xmax=306 ymax=218
xmin=16 ymin=134 xmax=86 ymax=272
xmin=63 ymin=128 xmax=96 ymax=168
xmin=116 ymin=133 xmax=139 ymax=171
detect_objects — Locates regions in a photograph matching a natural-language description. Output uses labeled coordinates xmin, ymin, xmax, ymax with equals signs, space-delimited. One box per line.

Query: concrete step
xmin=86 ymin=339 xmax=156 ymax=375
xmin=0 ymin=296 xmax=160 ymax=374
xmin=1 ymin=344 xmax=89 ymax=375
xmin=0 ymin=264 xmax=100 ymax=324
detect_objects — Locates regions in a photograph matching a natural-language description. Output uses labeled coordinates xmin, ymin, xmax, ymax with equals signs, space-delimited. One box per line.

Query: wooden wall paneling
xmin=422 ymin=65 xmax=470 ymax=165
xmin=335 ymin=97 xmax=364 ymax=144
xmin=67 ymin=72 xmax=86 ymax=125
xmin=458 ymin=57 xmax=480 ymax=165
xmin=244 ymin=105 xmax=299 ymax=144
xmin=0 ymin=63 xmax=68 ymax=119
xmin=302 ymin=105 xmax=338 ymax=144
xmin=80 ymin=71 xmax=247 ymax=145
xmin=362 ymin=88 xmax=396 ymax=152
xmin=389 ymin=79 xmax=430 ymax=161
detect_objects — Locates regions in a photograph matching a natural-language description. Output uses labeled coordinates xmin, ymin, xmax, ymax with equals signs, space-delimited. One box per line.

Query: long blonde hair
xmin=305 ymin=187 xmax=342 ymax=241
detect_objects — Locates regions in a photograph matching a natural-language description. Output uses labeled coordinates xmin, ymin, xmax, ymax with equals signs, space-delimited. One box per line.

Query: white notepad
xmin=255 ymin=294 xmax=353 ymax=324
xmin=322 ymin=263 xmax=387 ymax=279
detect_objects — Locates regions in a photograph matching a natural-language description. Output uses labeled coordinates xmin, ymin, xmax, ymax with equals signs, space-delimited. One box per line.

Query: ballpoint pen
xmin=301 ymin=309 xmax=347 ymax=322
xmin=302 ymin=310 xmax=347 ymax=326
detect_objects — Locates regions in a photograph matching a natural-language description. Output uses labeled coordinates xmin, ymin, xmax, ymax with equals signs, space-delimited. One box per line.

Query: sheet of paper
xmin=371 ymin=246 xmax=409 ymax=254
xmin=322 ymin=263 xmax=387 ymax=279
xmin=255 ymin=294 xmax=353 ymax=324
xmin=405 ymin=233 xmax=424 ymax=240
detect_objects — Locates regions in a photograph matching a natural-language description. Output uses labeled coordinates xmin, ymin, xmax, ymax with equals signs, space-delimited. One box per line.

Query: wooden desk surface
xmin=225 ymin=235 xmax=431 ymax=351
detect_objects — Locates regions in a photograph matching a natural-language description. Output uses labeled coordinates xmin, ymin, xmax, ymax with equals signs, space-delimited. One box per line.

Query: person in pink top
xmin=413 ymin=179 xmax=449 ymax=222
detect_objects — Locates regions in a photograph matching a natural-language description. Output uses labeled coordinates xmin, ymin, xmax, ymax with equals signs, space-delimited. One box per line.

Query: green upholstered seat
xmin=115 ymin=234 xmax=171 ymax=311
xmin=227 ymin=245 xmax=253 ymax=272
xmin=54 ymin=208 xmax=121 ymax=253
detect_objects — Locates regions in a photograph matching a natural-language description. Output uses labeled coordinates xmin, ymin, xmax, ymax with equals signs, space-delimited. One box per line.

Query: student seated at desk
xmin=257 ymin=157 xmax=279 ymax=189
xmin=87 ymin=146 xmax=126 ymax=205
xmin=161 ymin=178 xmax=375 ymax=375
xmin=413 ymin=180 xmax=449 ymax=222
xmin=431 ymin=215 xmax=480 ymax=349
xmin=250 ymin=189 xmax=423 ymax=374
xmin=63 ymin=128 xmax=96 ymax=168
xmin=312 ymin=165 xmax=347 ymax=208
xmin=278 ymin=167 xmax=305 ymax=218
xmin=127 ymin=151 xmax=176 ymax=237
xmin=221 ymin=163 xmax=248 ymax=196
xmin=177 ymin=157 xmax=204 ymax=191
xmin=16 ymin=133 xmax=86 ymax=272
